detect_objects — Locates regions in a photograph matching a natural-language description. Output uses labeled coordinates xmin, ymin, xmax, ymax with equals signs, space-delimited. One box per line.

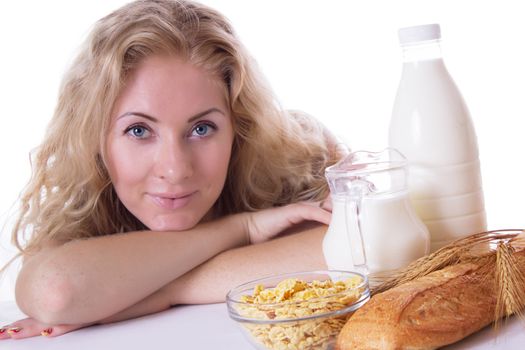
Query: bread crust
xmin=336 ymin=261 xmax=500 ymax=350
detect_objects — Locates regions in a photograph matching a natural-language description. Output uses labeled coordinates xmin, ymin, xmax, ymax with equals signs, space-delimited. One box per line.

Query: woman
xmin=0 ymin=0 xmax=339 ymax=339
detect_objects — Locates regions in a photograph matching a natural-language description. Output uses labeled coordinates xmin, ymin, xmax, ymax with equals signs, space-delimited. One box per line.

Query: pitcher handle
xmin=344 ymin=181 xmax=369 ymax=275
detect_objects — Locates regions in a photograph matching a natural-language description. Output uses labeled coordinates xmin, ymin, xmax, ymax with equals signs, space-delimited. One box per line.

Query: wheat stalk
xmin=371 ymin=230 xmax=502 ymax=294
xmin=494 ymin=240 xmax=525 ymax=330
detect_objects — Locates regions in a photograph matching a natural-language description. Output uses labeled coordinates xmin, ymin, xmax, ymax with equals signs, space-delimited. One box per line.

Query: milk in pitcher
xmin=322 ymin=149 xmax=429 ymax=275
xmin=324 ymin=192 xmax=429 ymax=274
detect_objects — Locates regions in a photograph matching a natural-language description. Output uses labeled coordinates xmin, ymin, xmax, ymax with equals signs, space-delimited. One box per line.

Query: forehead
xmin=113 ymin=55 xmax=228 ymax=119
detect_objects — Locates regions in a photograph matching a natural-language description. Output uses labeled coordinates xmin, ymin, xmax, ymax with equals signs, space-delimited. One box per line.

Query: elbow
xmin=15 ymin=265 xmax=77 ymax=325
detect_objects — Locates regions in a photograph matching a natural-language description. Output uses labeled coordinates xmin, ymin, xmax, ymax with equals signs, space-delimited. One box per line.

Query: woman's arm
xmin=15 ymin=203 xmax=329 ymax=325
xmin=168 ymin=224 xmax=327 ymax=305
xmin=78 ymin=224 xmax=327 ymax=322
xmin=15 ymin=214 xmax=248 ymax=325
xmin=101 ymin=224 xmax=327 ymax=319
xmin=96 ymin=224 xmax=327 ymax=320
xmin=1 ymin=224 xmax=327 ymax=340
xmin=94 ymin=224 xmax=327 ymax=321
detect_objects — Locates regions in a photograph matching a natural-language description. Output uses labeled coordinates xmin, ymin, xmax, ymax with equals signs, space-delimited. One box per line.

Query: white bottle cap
xmin=398 ymin=24 xmax=441 ymax=45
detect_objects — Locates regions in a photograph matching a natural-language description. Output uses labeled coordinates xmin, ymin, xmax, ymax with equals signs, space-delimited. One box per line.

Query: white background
xmin=1 ymin=0 xmax=524 ymax=302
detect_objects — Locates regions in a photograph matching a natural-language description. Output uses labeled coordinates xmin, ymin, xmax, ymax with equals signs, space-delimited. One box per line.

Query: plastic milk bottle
xmin=389 ymin=24 xmax=487 ymax=251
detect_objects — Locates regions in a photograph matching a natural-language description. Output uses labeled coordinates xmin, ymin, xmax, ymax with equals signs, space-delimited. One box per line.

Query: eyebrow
xmin=116 ymin=107 xmax=226 ymax=123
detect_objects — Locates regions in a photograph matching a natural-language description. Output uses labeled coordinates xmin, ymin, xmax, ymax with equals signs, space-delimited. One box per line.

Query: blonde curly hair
xmin=10 ymin=0 xmax=341 ymax=258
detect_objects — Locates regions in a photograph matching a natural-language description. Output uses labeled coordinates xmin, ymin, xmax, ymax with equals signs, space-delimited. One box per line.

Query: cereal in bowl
xmin=236 ymin=276 xmax=363 ymax=350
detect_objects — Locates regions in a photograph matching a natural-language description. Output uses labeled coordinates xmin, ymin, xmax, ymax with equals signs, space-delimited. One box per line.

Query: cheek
xmin=198 ymin=141 xmax=232 ymax=185
xmin=106 ymin=140 xmax=150 ymax=189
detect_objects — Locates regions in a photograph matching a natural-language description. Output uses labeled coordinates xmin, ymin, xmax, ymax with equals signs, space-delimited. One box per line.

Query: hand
xmin=0 ymin=317 xmax=89 ymax=340
xmin=245 ymin=201 xmax=331 ymax=244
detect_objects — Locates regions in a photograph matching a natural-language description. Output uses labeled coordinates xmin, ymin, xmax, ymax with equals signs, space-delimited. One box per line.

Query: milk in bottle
xmin=389 ymin=24 xmax=487 ymax=251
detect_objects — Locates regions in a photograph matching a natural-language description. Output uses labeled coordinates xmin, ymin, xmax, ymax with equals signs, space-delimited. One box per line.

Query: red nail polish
xmin=7 ymin=327 xmax=22 ymax=334
xmin=0 ymin=328 xmax=6 ymax=334
xmin=41 ymin=328 xmax=53 ymax=337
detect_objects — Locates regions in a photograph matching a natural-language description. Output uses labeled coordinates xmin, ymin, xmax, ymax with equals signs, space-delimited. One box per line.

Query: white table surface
xmin=0 ymin=301 xmax=523 ymax=349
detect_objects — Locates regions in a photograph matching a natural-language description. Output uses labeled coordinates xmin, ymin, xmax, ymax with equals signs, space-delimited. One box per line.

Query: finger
xmin=309 ymin=205 xmax=332 ymax=225
xmin=249 ymin=203 xmax=333 ymax=244
xmin=0 ymin=326 xmax=10 ymax=340
xmin=288 ymin=203 xmax=332 ymax=226
xmin=320 ymin=198 xmax=333 ymax=212
xmin=41 ymin=324 xmax=87 ymax=337
xmin=0 ymin=318 xmax=86 ymax=340
xmin=1 ymin=318 xmax=45 ymax=340
xmin=299 ymin=200 xmax=323 ymax=207
xmin=298 ymin=199 xmax=333 ymax=213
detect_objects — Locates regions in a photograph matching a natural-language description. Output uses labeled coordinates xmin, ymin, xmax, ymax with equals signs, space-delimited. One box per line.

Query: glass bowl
xmin=226 ymin=270 xmax=370 ymax=350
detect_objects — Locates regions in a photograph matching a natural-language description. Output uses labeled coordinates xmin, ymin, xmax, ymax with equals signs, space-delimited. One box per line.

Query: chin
xmin=146 ymin=215 xmax=200 ymax=232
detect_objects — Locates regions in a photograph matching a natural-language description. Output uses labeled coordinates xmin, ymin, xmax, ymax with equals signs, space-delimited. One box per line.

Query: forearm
xmin=55 ymin=226 xmax=326 ymax=327
xmin=16 ymin=214 xmax=248 ymax=324
xmin=19 ymin=225 xmax=326 ymax=330
xmin=167 ymin=225 xmax=328 ymax=305
xmin=98 ymin=285 xmax=172 ymax=325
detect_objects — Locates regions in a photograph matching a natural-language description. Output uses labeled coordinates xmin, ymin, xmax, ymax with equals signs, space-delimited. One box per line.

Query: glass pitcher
xmin=322 ymin=148 xmax=430 ymax=275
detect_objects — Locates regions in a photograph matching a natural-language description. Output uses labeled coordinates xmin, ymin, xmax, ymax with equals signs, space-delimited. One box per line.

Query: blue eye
xmin=191 ymin=123 xmax=216 ymax=137
xmin=126 ymin=125 xmax=151 ymax=139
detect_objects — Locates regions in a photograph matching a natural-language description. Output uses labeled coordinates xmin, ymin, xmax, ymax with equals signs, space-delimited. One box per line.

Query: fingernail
xmin=0 ymin=327 xmax=7 ymax=334
xmin=41 ymin=328 xmax=53 ymax=337
xmin=7 ymin=327 xmax=22 ymax=334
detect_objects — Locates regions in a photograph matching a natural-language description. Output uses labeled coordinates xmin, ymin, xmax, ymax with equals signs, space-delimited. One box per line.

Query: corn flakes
xmin=236 ymin=276 xmax=363 ymax=350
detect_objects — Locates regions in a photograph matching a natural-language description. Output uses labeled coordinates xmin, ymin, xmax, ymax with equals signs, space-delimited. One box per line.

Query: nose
xmin=153 ymin=138 xmax=193 ymax=183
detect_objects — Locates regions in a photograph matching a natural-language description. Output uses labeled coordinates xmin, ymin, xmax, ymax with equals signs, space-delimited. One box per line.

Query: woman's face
xmin=106 ymin=55 xmax=234 ymax=231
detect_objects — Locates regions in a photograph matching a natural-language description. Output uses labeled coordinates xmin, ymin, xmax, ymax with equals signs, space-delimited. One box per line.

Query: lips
xmin=147 ymin=192 xmax=195 ymax=210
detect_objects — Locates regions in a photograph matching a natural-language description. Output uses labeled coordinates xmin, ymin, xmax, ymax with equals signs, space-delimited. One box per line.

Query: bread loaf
xmin=336 ymin=254 xmax=522 ymax=350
